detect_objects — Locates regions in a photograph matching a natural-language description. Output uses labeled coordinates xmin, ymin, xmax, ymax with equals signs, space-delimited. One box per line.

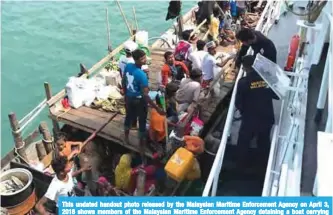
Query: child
xmin=165 ymin=82 xmax=180 ymax=123
xmin=56 ymin=133 xmax=82 ymax=159
xmin=149 ymin=94 xmax=177 ymax=154
xmin=35 ymin=155 xmax=91 ymax=215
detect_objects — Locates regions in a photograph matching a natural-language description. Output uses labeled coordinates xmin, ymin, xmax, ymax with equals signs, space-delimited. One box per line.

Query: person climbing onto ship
xmin=122 ymin=49 xmax=166 ymax=161
xmin=161 ymin=51 xmax=189 ymax=87
xmin=174 ymin=29 xmax=195 ymax=62
xmin=235 ymin=28 xmax=277 ymax=69
xmin=175 ymin=68 xmax=203 ymax=113
xmin=188 ymin=40 xmax=207 ymax=70
xmin=118 ymin=40 xmax=138 ymax=77
xmin=201 ymin=41 xmax=235 ymax=88
xmin=35 ymin=155 xmax=91 ymax=215
xmin=235 ymin=55 xmax=279 ymax=173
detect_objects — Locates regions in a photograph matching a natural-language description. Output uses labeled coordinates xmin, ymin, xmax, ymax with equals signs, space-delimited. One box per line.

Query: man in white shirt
xmin=188 ymin=40 xmax=207 ymax=70
xmin=201 ymin=41 xmax=235 ymax=88
xmin=36 ymin=155 xmax=91 ymax=215
xmin=118 ymin=40 xmax=138 ymax=76
xmin=176 ymin=68 xmax=203 ymax=112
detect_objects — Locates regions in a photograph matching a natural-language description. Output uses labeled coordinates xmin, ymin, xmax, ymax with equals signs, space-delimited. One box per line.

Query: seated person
xmin=175 ymin=68 xmax=202 ymax=113
xmin=115 ymin=154 xmax=157 ymax=195
xmin=36 ymin=155 xmax=91 ymax=215
xmin=161 ymin=51 xmax=189 ymax=86
xmin=219 ymin=2 xmax=236 ymax=45
xmin=208 ymin=8 xmax=220 ymax=43
xmin=240 ymin=11 xmax=257 ymax=29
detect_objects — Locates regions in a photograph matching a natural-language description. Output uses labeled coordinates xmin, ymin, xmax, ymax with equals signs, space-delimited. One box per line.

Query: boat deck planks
xmin=49 ymin=105 xmax=155 ymax=158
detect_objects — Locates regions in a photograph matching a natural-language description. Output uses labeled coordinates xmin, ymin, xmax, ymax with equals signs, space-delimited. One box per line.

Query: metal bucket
xmin=0 ymin=168 xmax=34 ymax=208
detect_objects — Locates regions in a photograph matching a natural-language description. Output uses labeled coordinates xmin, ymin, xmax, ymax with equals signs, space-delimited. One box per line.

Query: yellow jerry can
xmin=164 ymin=147 xmax=194 ymax=182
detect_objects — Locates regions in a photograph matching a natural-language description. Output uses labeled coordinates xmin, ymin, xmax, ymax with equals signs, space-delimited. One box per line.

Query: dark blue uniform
xmin=236 ymin=30 xmax=277 ymax=68
xmin=235 ymin=71 xmax=279 ymax=168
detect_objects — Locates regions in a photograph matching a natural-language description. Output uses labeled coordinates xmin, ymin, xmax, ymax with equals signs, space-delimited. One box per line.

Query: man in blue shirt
xmin=122 ymin=49 xmax=165 ymax=159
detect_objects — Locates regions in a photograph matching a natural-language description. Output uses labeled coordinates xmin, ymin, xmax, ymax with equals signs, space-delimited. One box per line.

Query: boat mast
xmin=105 ymin=8 xmax=112 ymax=53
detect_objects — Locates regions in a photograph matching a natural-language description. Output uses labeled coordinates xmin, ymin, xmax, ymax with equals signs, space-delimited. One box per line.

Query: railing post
xmin=39 ymin=121 xmax=54 ymax=154
xmin=315 ymin=57 xmax=329 ymax=123
xmin=8 ymin=112 xmax=27 ymax=161
xmin=44 ymin=82 xmax=60 ymax=136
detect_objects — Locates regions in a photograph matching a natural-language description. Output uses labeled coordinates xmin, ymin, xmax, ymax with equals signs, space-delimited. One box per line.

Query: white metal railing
xmin=202 ymin=0 xmax=279 ymax=196
xmin=313 ymin=5 xmax=333 ymax=195
xmin=15 ymin=99 xmax=47 ymax=135
xmin=268 ymin=3 xmax=333 ymax=196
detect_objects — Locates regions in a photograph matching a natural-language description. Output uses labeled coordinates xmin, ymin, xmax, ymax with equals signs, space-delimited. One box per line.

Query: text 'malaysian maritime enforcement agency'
xmin=60 ymin=197 xmax=332 ymax=215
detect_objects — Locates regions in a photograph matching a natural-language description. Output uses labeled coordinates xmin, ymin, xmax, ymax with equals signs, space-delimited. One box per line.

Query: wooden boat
xmin=1 ymin=1 xmax=267 ymax=212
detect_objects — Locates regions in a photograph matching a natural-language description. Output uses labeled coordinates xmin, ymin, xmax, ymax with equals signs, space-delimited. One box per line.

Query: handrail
xmin=202 ymin=0 xmax=276 ymax=196
xmin=272 ymin=3 xmax=333 ymax=196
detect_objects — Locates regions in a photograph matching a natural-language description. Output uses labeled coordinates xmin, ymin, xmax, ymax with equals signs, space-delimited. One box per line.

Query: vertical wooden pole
xmin=115 ymin=0 xmax=133 ymax=36
xmin=132 ymin=6 xmax=139 ymax=30
xmin=44 ymin=82 xmax=60 ymax=136
xmin=132 ymin=29 xmax=137 ymax=42
xmin=178 ymin=14 xmax=184 ymax=39
xmin=105 ymin=8 xmax=112 ymax=53
xmin=39 ymin=121 xmax=54 ymax=154
xmin=8 ymin=112 xmax=27 ymax=160
xmin=35 ymin=141 xmax=47 ymax=161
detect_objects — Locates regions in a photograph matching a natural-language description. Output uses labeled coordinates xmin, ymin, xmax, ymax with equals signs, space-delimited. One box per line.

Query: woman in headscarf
xmin=114 ymin=154 xmax=159 ymax=194
xmin=115 ymin=154 xmax=133 ymax=192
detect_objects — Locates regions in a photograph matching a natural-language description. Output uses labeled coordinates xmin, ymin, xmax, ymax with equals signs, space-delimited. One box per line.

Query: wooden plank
xmin=41 ymin=151 xmax=53 ymax=169
xmin=48 ymin=109 xmax=154 ymax=158
xmin=23 ymin=128 xmax=40 ymax=145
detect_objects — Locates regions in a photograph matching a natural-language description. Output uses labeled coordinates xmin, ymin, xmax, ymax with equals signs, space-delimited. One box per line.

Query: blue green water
xmin=1 ymin=1 xmax=194 ymax=157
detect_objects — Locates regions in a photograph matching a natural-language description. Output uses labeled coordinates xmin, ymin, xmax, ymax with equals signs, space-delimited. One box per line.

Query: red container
xmin=284 ymin=35 xmax=300 ymax=71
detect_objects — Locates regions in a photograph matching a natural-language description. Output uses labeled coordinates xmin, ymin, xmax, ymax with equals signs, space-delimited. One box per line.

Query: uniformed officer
xmin=235 ymin=28 xmax=277 ymax=68
xmin=235 ymin=55 xmax=279 ymax=171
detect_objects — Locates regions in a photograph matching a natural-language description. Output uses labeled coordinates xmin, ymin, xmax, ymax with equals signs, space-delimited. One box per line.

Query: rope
xmin=14 ymin=146 xmax=30 ymax=165
xmin=19 ymin=99 xmax=47 ymax=125
xmin=42 ymin=137 xmax=54 ymax=143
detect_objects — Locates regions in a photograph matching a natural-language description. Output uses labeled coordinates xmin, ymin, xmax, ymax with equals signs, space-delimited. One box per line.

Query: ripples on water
xmin=1 ymin=1 xmax=193 ymax=156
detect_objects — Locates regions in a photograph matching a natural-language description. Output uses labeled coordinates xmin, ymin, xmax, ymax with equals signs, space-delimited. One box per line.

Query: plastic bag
xmin=184 ymin=136 xmax=205 ymax=154
xmin=66 ymin=77 xmax=87 ymax=108
xmin=190 ymin=116 xmax=204 ymax=136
